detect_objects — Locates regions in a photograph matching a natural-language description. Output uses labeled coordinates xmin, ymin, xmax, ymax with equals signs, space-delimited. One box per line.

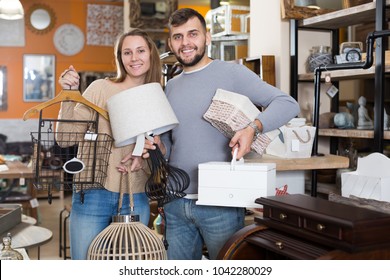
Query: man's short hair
xmin=168 ymin=8 xmax=207 ymax=32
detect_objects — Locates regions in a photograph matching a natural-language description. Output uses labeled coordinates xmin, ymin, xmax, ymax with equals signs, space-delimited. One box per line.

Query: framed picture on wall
xmin=23 ymin=54 xmax=55 ymax=102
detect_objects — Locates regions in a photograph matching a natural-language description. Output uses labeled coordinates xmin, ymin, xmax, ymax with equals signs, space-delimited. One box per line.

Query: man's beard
xmin=175 ymin=45 xmax=206 ymax=67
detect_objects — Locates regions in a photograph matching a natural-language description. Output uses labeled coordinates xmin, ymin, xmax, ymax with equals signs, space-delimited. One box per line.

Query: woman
xmin=56 ymin=28 xmax=162 ymax=259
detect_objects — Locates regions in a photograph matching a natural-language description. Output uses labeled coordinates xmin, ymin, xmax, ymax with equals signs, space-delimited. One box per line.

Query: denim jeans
xmin=163 ymin=198 xmax=245 ymax=260
xmin=69 ymin=189 xmax=150 ymax=260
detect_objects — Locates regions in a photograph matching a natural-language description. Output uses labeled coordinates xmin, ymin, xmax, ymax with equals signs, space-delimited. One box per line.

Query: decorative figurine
xmin=357 ymin=96 xmax=374 ymax=129
xmin=334 ymin=112 xmax=354 ymax=129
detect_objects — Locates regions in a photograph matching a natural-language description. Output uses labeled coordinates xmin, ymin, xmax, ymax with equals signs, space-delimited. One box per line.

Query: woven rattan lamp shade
xmin=87 ymin=215 xmax=167 ymax=260
xmin=87 ymin=175 xmax=167 ymax=260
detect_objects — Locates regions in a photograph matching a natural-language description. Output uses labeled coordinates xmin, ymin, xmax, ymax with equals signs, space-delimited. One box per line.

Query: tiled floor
xmin=28 ymin=192 xmax=72 ymax=260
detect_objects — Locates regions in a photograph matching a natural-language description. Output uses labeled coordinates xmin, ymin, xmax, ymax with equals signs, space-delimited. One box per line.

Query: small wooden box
xmin=255 ymin=194 xmax=390 ymax=252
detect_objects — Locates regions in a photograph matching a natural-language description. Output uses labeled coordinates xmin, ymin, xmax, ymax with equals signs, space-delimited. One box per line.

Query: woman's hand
xmin=117 ymin=156 xmax=144 ymax=174
xmin=59 ymin=65 xmax=80 ymax=90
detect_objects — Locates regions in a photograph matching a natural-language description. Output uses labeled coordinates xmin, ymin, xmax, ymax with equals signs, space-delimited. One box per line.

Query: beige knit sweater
xmin=56 ymin=79 xmax=150 ymax=194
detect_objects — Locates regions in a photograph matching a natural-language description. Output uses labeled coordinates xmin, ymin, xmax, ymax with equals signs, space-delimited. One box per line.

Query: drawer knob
xmin=275 ymin=241 xmax=284 ymax=250
xmin=279 ymin=213 xmax=287 ymax=220
xmin=317 ymin=224 xmax=326 ymax=231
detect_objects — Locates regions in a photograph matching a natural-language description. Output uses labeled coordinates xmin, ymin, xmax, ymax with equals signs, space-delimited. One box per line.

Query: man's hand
xmin=59 ymin=65 xmax=80 ymax=90
xmin=229 ymin=120 xmax=263 ymax=159
xmin=229 ymin=126 xmax=254 ymax=159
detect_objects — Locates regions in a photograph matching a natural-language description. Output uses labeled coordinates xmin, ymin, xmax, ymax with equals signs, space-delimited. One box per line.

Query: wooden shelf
xmin=245 ymin=153 xmax=349 ymax=171
xmin=297 ymin=1 xmax=390 ymax=82
xmin=319 ymin=128 xmax=390 ymax=140
xmin=298 ymin=65 xmax=390 ymax=81
xmin=299 ymin=1 xmax=390 ymax=29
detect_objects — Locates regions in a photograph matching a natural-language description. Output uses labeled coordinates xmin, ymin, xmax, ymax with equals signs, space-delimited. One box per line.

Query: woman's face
xmin=121 ymin=35 xmax=151 ymax=79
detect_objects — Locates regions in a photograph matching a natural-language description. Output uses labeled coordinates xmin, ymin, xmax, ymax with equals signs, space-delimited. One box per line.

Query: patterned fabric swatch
xmin=87 ymin=4 xmax=124 ymax=46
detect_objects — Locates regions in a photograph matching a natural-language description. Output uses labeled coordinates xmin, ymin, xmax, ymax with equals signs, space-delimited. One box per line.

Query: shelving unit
xmin=292 ymin=0 xmax=389 ymax=148
xmin=290 ymin=0 xmax=390 ymax=196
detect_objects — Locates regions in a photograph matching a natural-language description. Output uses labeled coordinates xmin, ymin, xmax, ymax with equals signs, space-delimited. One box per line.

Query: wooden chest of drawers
xmin=256 ymin=194 xmax=390 ymax=252
xmin=218 ymin=194 xmax=390 ymax=260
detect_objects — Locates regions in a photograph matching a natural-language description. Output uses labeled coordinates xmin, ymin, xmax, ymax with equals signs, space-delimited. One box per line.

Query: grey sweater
xmin=162 ymin=59 xmax=300 ymax=195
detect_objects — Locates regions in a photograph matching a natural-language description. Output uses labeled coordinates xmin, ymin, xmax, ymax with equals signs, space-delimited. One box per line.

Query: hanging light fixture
xmin=88 ymin=175 xmax=167 ymax=260
xmin=0 ymin=0 xmax=24 ymax=20
xmin=295 ymin=0 xmax=320 ymax=9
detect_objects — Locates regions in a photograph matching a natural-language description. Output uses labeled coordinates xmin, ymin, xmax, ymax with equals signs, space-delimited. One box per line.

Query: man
xmin=141 ymin=8 xmax=300 ymax=260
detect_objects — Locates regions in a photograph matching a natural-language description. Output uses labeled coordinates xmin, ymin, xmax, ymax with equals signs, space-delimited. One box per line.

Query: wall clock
xmin=53 ymin=24 xmax=84 ymax=56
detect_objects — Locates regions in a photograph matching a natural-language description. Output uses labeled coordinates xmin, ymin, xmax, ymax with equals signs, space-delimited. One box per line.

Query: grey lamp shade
xmin=107 ymin=83 xmax=178 ymax=154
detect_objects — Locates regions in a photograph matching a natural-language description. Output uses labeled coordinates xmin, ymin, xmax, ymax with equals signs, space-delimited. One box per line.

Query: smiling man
xmin=145 ymin=8 xmax=300 ymax=260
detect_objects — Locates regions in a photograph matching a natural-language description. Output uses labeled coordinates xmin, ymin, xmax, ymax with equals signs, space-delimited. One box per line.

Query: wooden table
xmin=245 ymin=153 xmax=350 ymax=197
xmin=0 ymin=221 xmax=53 ymax=259
xmin=0 ymin=161 xmax=37 ymax=219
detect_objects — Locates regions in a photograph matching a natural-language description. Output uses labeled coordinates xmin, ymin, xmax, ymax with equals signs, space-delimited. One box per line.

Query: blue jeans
xmin=69 ymin=189 xmax=150 ymax=260
xmin=163 ymin=198 xmax=245 ymax=260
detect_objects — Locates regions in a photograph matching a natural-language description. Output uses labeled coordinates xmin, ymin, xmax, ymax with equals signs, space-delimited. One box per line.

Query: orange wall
xmin=0 ymin=0 xmax=119 ymax=119
xmin=0 ymin=1 xmax=208 ymax=120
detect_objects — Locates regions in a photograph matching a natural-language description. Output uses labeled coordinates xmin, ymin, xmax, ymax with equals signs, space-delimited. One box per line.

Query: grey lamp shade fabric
xmin=107 ymin=83 xmax=179 ymax=153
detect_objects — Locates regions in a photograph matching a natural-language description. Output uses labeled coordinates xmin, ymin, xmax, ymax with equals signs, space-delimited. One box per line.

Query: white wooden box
xmin=341 ymin=153 xmax=390 ymax=202
xmin=197 ymin=161 xmax=276 ymax=208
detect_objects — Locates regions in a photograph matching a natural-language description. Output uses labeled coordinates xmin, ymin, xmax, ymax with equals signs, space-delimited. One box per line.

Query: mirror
xmin=26 ymin=4 xmax=56 ymax=34
xmin=129 ymin=0 xmax=178 ymax=30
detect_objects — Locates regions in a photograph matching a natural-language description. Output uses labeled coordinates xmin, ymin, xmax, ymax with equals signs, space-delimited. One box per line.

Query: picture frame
xmin=23 ymin=54 xmax=55 ymax=102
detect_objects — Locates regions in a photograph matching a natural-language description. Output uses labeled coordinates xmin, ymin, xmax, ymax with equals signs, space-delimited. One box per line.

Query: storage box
xmin=0 ymin=204 xmax=22 ymax=234
xmin=197 ymin=161 xmax=276 ymax=208
xmin=208 ymin=5 xmax=250 ymax=37
xmin=341 ymin=153 xmax=390 ymax=202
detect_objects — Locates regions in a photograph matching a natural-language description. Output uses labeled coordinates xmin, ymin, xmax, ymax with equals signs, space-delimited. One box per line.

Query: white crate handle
xmin=231 ymin=148 xmax=244 ymax=171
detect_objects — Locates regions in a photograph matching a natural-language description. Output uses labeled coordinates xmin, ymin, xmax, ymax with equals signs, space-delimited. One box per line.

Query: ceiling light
xmin=0 ymin=0 xmax=24 ymax=20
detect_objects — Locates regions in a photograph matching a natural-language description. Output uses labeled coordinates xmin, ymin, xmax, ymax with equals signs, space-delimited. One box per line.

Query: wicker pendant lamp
xmin=87 ymin=174 xmax=167 ymax=260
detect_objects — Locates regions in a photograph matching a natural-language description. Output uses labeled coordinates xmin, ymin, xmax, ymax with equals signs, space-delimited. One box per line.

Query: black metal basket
xmin=30 ymin=117 xmax=113 ymax=203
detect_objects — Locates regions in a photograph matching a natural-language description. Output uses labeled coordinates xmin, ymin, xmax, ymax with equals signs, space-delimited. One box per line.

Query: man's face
xmin=168 ymin=17 xmax=211 ymax=70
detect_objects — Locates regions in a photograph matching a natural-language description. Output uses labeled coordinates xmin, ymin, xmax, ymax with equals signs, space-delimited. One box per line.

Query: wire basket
xmin=30 ymin=118 xmax=113 ymax=203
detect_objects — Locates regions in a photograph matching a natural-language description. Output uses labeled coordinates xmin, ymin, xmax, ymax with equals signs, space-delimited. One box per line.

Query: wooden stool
xmin=59 ymin=204 xmax=71 ymax=259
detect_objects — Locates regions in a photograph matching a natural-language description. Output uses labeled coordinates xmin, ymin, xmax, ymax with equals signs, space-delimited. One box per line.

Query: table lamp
xmin=107 ymin=82 xmax=179 ymax=156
